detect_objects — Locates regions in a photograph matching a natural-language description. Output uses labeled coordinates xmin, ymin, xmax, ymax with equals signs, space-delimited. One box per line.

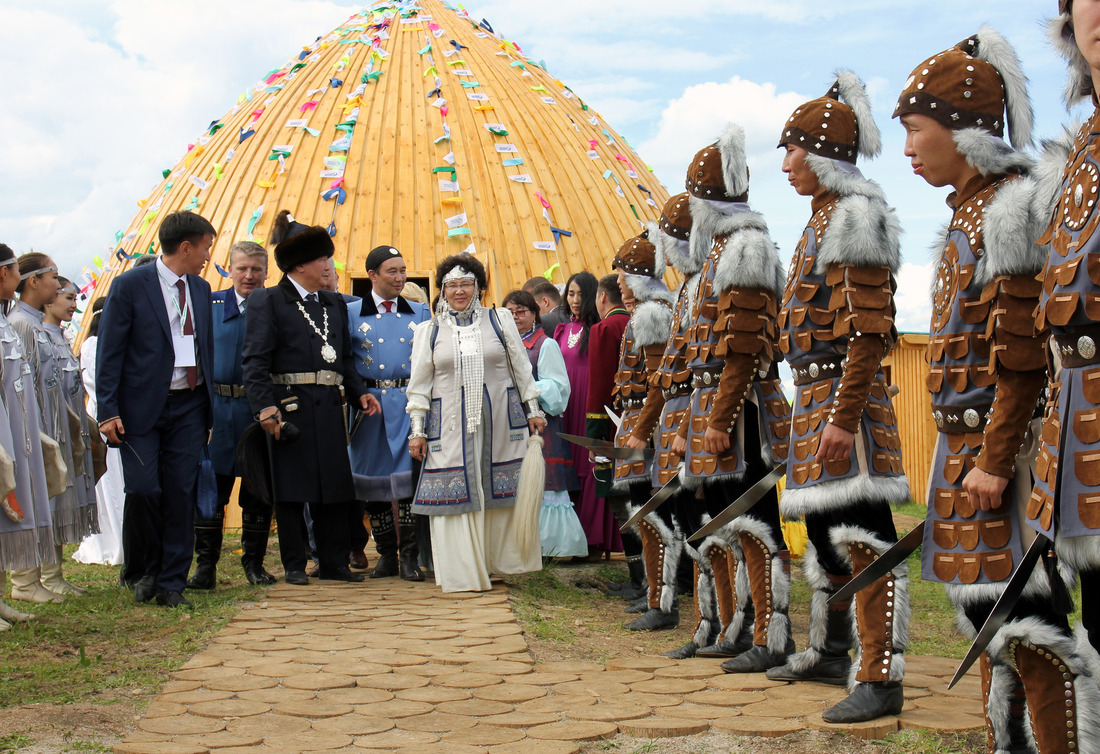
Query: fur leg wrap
xmin=640 ymin=513 xmax=681 ymax=612
xmin=993 ymin=621 xmax=1100 ymax=754
xmin=708 ymin=543 xmax=738 ymax=642
xmin=981 ymin=654 xmax=1037 ymax=754
xmin=787 ymin=541 xmax=854 ymax=674
xmin=831 ymin=528 xmax=909 ymax=690
xmin=740 ymin=529 xmax=792 ymax=655
xmin=693 ymin=561 xmax=718 ymax=647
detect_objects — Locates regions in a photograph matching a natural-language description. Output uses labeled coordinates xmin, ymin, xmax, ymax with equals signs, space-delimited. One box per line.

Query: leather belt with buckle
xmin=271 ymin=370 xmax=344 ymax=386
xmin=365 ymin=378 xmax=409 ymax=389
xmin=1054 ymin=331 xmax=1100 ymax=368
xmin=214 ymin=383 xmax=247 ymax=398
xmin=791 ymin=359 xmax=843 ymax=385
xmin=663 ymin=383 xmax=692 ymax=399
xmin=931 ymin=402 xmax=993 ymax=433
xmin=691 ymin=368 xmax=723 ymax=389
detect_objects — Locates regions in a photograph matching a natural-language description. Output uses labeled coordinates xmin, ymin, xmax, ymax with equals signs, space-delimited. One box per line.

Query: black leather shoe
xmin=319 ymin=568 xmax=366 ymax=582
xmin=721 ymin=640 xmax=796 ymax=674
xmin=624 ymin=595 xmax=649 ymax=614
xmin=369 ymin=552 xmax=399 ymax=579
xmin=399 ymin=548 xmax=424 ymax=582
xmin=664 ymin=641 xmax=702 ymax=659
xmin=155 ymin=590 xmax=194 ymax=609
xmin=285 ymin=570 xmax=310 ymax=585
xmin=766 ymin=652 xmax=851 ymax=685
xmin=697 ymin=628 xmax=755 ymax=658
xmin=186 ymin=563 xmax=216 ymax=591
xmin=821 ymin=681 xmax=903 ymax=723
xmin=243 ymin=561 xmax=277 ymax=586
xmin=349 ymin=549 xmax=370 ymax=571
xmin=624 ymin=608 xmax=679 ymax=631
xmin=134 ymin=575 xmax=157 ymax=604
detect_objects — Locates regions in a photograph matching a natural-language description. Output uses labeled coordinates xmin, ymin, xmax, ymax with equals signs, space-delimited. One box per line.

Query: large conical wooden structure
xmin=87 ymin=0 xmax=670 ymax=306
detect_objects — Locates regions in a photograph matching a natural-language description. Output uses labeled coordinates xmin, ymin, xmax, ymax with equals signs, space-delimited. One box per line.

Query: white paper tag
xmin=533 ymin=241 xmax=556 ymax=251
xmin=540 ymin=97 xmax=556 ymax=104
xmin=320 ymin=168 xmax=344 ymax=178
xmin=467 ymin=93 xmax=489 ymax=101
xmin=509 ymin=174 xmax=533 ymax=183
xmin=495 ymin=144 xmax=518 ymax=153
xmin=173 ymin=334 xmax=196 ymax=368
xmin=438 ymin=179 xmax=460 ymax=192
xmin=445 ymin=212 xmax=468 ymax=228
xmin=285 ymin=118 xmax=308 ymax=128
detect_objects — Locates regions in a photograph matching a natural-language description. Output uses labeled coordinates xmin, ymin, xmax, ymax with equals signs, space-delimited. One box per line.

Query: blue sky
xmin=0 ymin=1 xmax=1082 ymax=331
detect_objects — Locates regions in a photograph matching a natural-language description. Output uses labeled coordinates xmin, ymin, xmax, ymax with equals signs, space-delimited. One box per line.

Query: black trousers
xmin=277 ymin=500 xmax=359 ymax=574
xmin=214 ymin=472 xmax=266 ymax=514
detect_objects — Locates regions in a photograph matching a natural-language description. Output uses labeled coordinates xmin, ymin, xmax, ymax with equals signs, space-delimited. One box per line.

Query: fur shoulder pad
xmin=713 ymin=227 xmax=784 ymax=297
xmin=953 ymin=129 xmax=1035 ymax=178
xmin=624 ymin=273 xmax=675 ymax=307
xmin=630 ymin=299 xmax=674 ymax=348
xmin=816 ymin=193 xmax=902 ymax=274
xmin=1034 ymin=125 xmax=1078 ymax=225
xmin=974 ymin=174 xmax=1048 ymax=287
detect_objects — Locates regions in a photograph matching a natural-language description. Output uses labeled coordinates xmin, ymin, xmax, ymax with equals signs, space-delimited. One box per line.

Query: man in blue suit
xmin=97 ymin=211 xmax=216 ymax=608
xmin=187 ymin=241 xmax=274 ymax=590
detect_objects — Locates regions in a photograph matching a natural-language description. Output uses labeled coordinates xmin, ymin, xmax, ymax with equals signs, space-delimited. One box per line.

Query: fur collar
xmin=805 ymin=154 xmax=887 ymax=202
xmin=629 ymin=299 xmax=674 ymax=349
xmin=712 ymin=225 xmax=784 ymax=296
xmin=975 ymin=174 xmax=1047 ymax=287
xmin=809 ymin=167 xmax=902 ymax=275
xmin=1034 ymin=126 xmax=1078 ymax=224
xmin=623 ymin=274 xmax=675 ymax=307
xmin=1050 ymin=13 xmax=1094 ymax=107
xmin=953 ymin=128 xmax=1034 ymax=178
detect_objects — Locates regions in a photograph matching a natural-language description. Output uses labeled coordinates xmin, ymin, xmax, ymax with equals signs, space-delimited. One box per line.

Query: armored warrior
xmin=625 ymin=192 xmax=703 ymax=649
xmin=894 ymin=28 xmax=1070 ymax=754
xmin=347 ymin=246 xmax=431 ymax=581
xmin=673 ymin=124 xmax=794 ymax=673
xmin=766 ymin=72 xmax=910 ymax=723
xmin=608 ymin=225 xmax=675 ymax=630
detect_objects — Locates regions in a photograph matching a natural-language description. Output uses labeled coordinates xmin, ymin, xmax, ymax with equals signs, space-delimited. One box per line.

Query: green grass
xmin=0 ymin=536 xmax=266 ymax=709
xmin=508 ymin=562 xmax=612 ymax=645
xmin=880 ymin=729 xmax=985 ymax=753
xmin=0 ymin=733 xmax=34 ymax=752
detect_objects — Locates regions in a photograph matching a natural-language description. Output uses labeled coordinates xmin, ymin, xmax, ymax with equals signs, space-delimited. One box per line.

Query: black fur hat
xmin=270 ymin=210 xmax=334 ymax=273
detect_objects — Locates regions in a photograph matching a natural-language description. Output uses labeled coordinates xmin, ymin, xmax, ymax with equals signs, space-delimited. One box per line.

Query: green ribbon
xmin=290 ymin=62 xmax=307 ymax=72
xmin=488 ymin=127 xmax=508 ymax=136
xmin=417 ymin=44 xmax=431 ymax=55
xmin=208 ymin=123 xmax=224 ymax=136
xmin=362 ymin=71 xmax=382 ymax=82
xmin=460 ymin=81 xmax=480 ymax=88
xmin=268 ymin=149 xmax=292 ymax=160
xmin=432 ymin=166 xmax=456 ymax=178
xmin=447 ymin=228 xmax=471 ymax=237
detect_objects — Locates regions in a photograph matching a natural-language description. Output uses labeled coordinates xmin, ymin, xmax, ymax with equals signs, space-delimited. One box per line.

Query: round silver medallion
xmin=703 ymin=372 xmax=713 ymax=385
xmin=933 ymin=410 xmax=944 ymax=428
xmin=808 ymin=363 xmax=820 ymax=378
xmin=321 ymin=344 xmax=337 ymax=363
xmin=1076 ymin=183 xmax=1085 ymax=208
xmin=1079 ymin=335 xmax=1096 ymax=360
xmin=963 ymin=408 xmax=980 ymax=428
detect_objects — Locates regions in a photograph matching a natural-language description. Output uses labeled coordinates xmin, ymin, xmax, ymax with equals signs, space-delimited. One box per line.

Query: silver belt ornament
xmin=271 ymin=370 xmax=344 ymax=386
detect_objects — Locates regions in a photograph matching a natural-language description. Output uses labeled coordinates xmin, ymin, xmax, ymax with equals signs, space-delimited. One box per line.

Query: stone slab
xmin=397 ymin=686 xmax=473 ymax=703
xmin=711 ymin=716 xmax=803 ymax=737
xmin=353 ymin=730 xmax=441 ymax=749
xmin=617 ymin=717 xmax=710 ymax=737
xmin=355 ymin=700 xmax=435 ymax=719
xmin=473 ymin=684 xmax=547 ymax=702
xmin=526 ymin=720 xmax=618 ymax=741
xmin=396 ymin=712 xmax=480 ymax=732
xmin=441 ymin=725 xmax=526 ymax=746
xmin=684 ymin=690 xmax=767 ymax=707
xmin=567 ymin=703 xmax=651 ymax=722
xmin=897 ymin=708 xmax=985 ymax=732
xmin=138 ymin=716 xmax=226 ymax=735
xmin=309 ymin=713 xmax=395 ymax=735
xmin=805 ymin=711 xmax=900 ymax=740
xmin=189 ymin=699 xmax=271 ymax=718
xmin=282 ymin=672 xmax=355 ymax=690
xmin=480 ymin=711 xmax=562 ymax=728
xmin=435 ymin=699 xmax=514 ymax=716
xmin=273 ymin=700 xmax=352 ymax=718
xmin=604 ymin=657 xmax=677 ymax=672
xmin=629 ymin=678 xmax=708 ymax=694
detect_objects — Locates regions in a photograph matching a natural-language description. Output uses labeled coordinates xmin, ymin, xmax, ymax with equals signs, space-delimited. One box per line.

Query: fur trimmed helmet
xmin=685 ymin=123 xmax=749 ymax=202
xmin=1051 ymin=2 xmax=1094 ymax=106
xmin=659 ymin=193 xmax=692 ymax=241
xmin=612 ymin=228 xmax=659 ymax=279
xmin=657 ymin=192 xmax=700 ymax=276
xmin=779 ymin=70 xmax=881 ymax=164
xmin=893 ymin=27 xmax=1034 ymax=151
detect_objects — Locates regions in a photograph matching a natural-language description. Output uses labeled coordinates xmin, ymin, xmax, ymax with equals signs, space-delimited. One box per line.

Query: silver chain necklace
xmin=295 ymin=300 xmax=336 ymax=363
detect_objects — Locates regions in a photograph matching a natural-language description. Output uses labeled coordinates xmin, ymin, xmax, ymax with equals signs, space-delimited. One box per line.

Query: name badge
xmin=173 ymin=334 xmax=196 ymax=368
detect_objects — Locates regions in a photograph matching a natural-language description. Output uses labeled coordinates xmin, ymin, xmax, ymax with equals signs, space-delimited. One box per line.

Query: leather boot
xmin=722 ymin=532 xmax=794 ymax=673
xmin=698 ymin=545 xmax=754 ymax=658
xmin=606 ymin=557 xmax=647 ymax=601
xmin=980 ymin=654 xmax=1035 ymax=754
xmin=398 ymin=524 xmax=424 ymax=581
xmin=9 ymin=568 xmax=64 ymax=604
xmin=767 ymin=576 xmax=852 ymax=685
xmin=41 ymin=545 xmax=88 ymax=597
xmin=187 ymin=508 xmax=224 ymax=590
xmin=822 ymin=541 xmax=906 ymax=723
xmin=1009 ymin=636 xmax=1089 ymax=754
xmin=665 ymin=558 xmax=712 ymax=658
xmin=0 ymin=573 xmax=34 ymax=622
xmin=240 ymin=510 xmax=277 ymax=586
xmin=626 ymin=520 xmax=678 ymax=631
xmin=369 ymin=507 xmax=399 ymax=579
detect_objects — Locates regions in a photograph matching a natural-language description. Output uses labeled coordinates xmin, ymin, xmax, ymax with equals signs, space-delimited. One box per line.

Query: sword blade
xmin=559 ymin=432 xmax=614 ymax=450
xmin=620 ymin=476 xmax=682 ymax=532
xmin=948 ymin=533 xmax=1051 ymax=689
xmin=598 ymin=446 xmax=655 ymax=461
xmin=827 ymin=522 xmax=926 ymax=606
xmin=604 ymin=405 xmax=623 ymax=430
xmin=687 ymin=465 xmax=785 ymax=542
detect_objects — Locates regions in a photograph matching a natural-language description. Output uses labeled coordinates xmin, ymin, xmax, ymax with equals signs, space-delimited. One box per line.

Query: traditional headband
xmin=441 ymin=265 xmax=476 ymax=285
xmin=20 ymin=265 xmax=57 ymax=281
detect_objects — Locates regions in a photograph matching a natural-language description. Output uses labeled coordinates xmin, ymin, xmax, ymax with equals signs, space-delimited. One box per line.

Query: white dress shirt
xmin=155 ymin=257 xmax=201 ymax=390
xmin=372 ymin=290 xmax=398 ymax=312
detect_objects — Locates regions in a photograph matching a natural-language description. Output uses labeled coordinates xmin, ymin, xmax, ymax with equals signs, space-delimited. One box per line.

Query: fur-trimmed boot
xmin=369 ymin=505 xmax=399 ymax=578
xmin=398 ymin=523 xmax=424 ymax=582
xmin=980 ymin=654 xmax=1036 ymax=754
xmin=606 ymin=556 xmax=647 ymax=601
xmin=996 ymin=621 xmax=1100 ymax=754
xmin=41 ymin=544 xmax=88 ymax=597
xmin=768 ymin=550 xmax=852 ymax=684
xmin=697 ymin=543 xmax=754 ymax=658
xmin=822 ymin=539 xmax=908 ymax=723
xmin=9 ymin=567 xmax=64 ymax=604
xmin=187 ymin=507 xmax=224 ymax=590
xmin=721 ymin=530 xmax=794 ymax=673
xmin=0 ymin=572 xmax=34 ymax=623
xmin=625 ymin=519 xmax=679 ymax=631
xmin=665 ymin=557 xmax=718 ymax=658
xmin=240 ymin=510 xmax=277 ymax=586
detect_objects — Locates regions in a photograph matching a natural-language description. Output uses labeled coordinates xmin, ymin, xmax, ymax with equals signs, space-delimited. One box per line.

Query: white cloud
xmin=635 ymin=76 xmax=809 ymax=189
xmin=894 ymin=261 xmax=933 ymax=334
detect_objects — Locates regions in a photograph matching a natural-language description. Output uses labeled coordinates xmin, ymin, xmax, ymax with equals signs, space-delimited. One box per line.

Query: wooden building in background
xmin=882 ymin=333 xmax=935 ymax=506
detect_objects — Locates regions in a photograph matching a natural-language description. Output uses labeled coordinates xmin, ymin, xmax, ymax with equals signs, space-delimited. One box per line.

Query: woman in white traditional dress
xmin=407 ymin=254 xmax=546 ymax=593
xmin=73 ymin=298 xmax=124 ymax=566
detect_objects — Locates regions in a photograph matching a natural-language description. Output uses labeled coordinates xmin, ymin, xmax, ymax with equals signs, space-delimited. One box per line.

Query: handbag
xmin=196 ymin=444 xmax=218 ymax=521
xmin=40 ymin=431 xmax=68 ymax=498
xmin=66 ymin=406 xmax=86 ymax=478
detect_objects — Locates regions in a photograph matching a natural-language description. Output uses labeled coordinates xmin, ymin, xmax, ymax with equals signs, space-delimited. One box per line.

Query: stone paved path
xmin=114 ymin=580 xmax=986 ymax=753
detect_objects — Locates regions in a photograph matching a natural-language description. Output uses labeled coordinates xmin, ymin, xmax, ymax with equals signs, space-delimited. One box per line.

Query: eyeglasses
xmin=443 ymin=281 xmax=476 ymax=291
xmin=507 ymin=307 xmax=531 ymax=316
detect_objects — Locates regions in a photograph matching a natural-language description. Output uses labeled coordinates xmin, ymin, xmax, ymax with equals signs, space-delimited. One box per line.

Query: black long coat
xmin=242 ymin=275 xmax=365 ymax=504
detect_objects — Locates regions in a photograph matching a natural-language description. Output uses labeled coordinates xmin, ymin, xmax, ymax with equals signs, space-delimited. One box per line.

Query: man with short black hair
xmin=525 ymin=278 xmax=565 ymax=336
xmin=97 ymin=210 xmax=217 ymax=608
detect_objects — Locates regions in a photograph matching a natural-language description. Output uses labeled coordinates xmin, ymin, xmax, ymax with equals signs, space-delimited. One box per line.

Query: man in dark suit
xmin=97 ymin=211 xmax=216 ymax=608
xmin=242 ymin=211 xmax=379 ymax=585
xmin=186 ymin=241 xmax=273 ymax=590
